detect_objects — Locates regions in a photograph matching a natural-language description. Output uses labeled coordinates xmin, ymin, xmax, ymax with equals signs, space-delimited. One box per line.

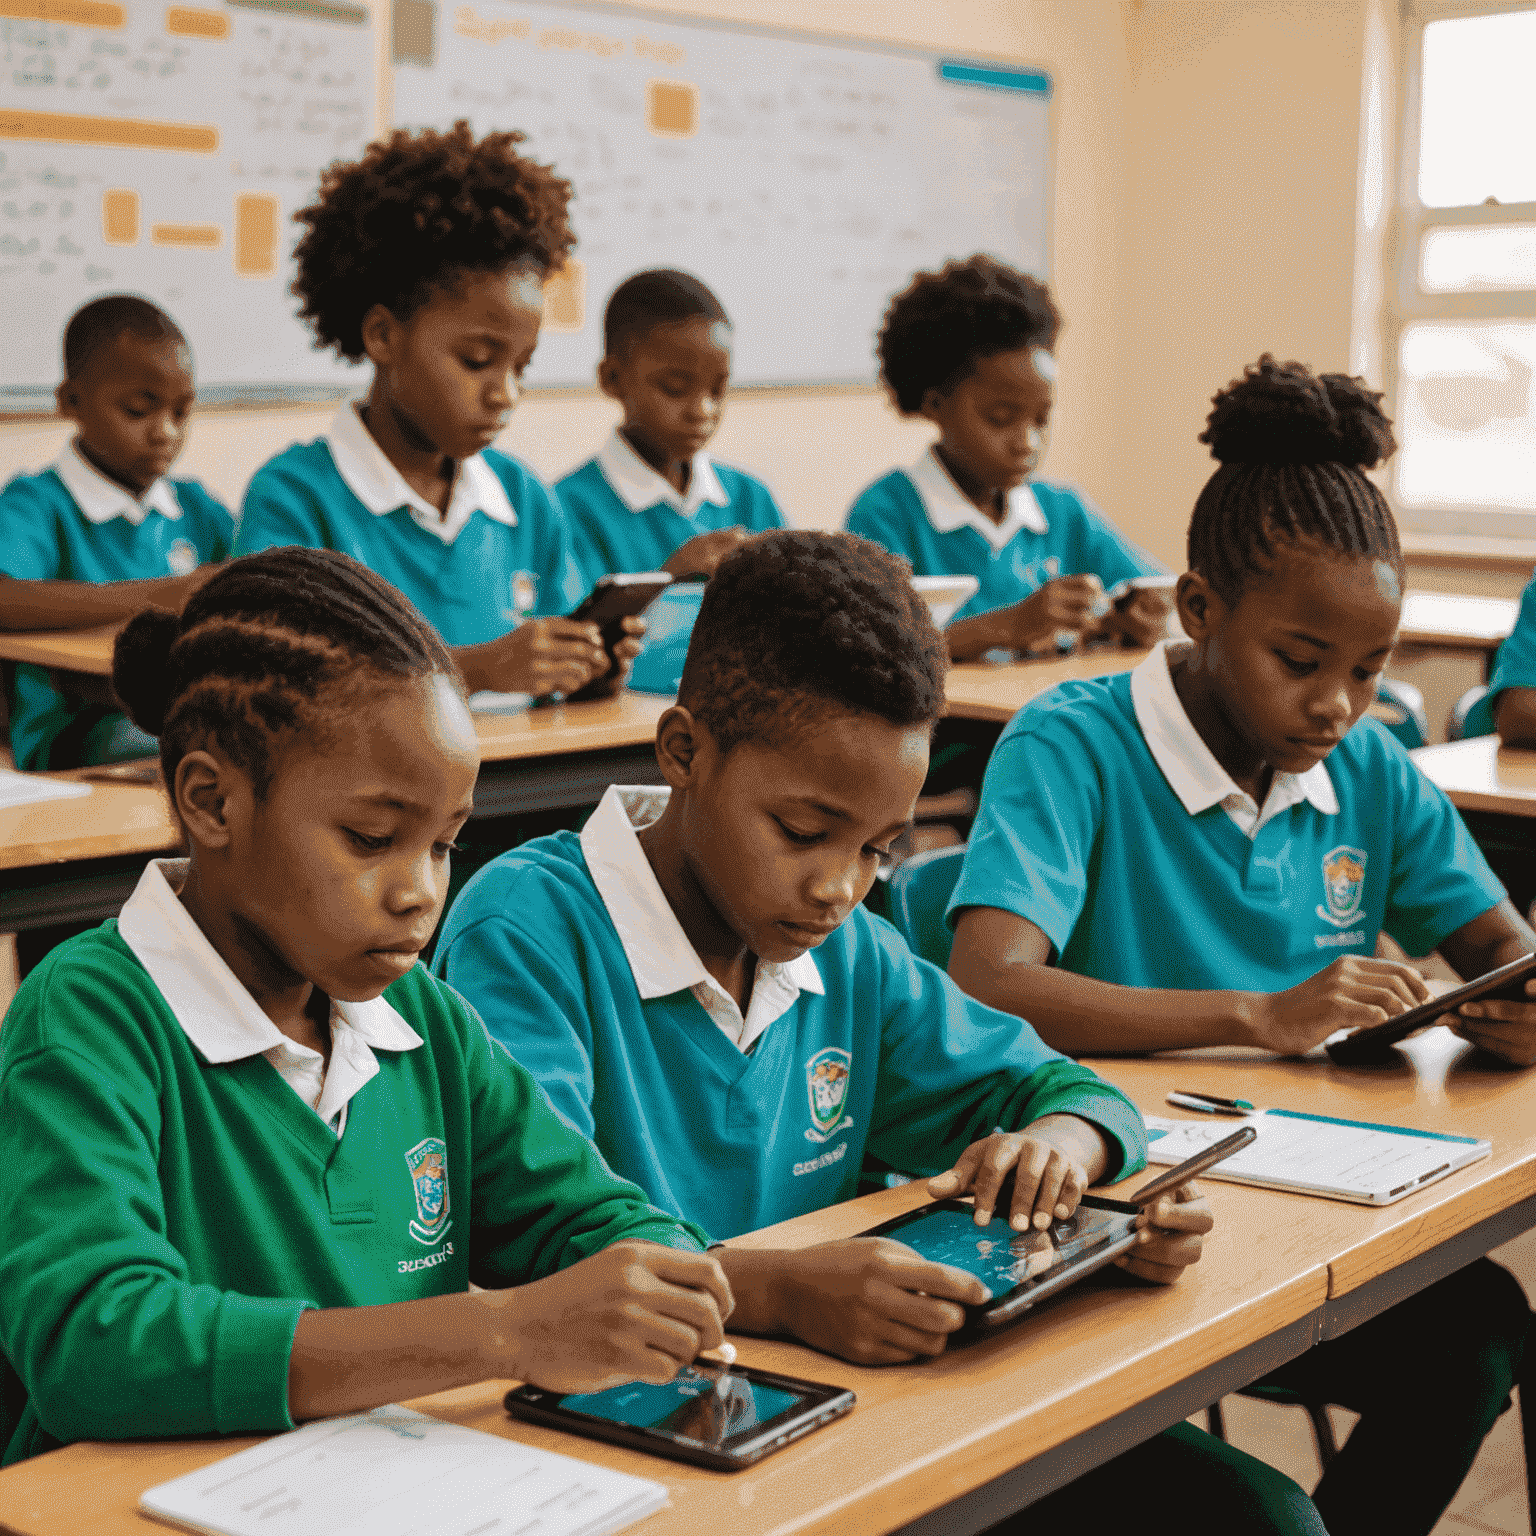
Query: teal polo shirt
xmin=0 ymin=451 xmax=233 ymax=769
xmin=235 ymin=409 xmax=585 ymax=645
xmin=557 ymin=433 xmax=786 ymax=589
xmin=949 ymin=648 xmax=1507 ymax=991
xmin=1464 ymin=573 xmax=1536 ymax=738
xmin=434 ymin=786 xmax=1147 ymax=1241
xmin=844 ymin=451 xmax=1162 ymax=624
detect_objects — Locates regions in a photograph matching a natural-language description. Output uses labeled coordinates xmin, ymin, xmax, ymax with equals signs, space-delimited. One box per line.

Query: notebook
xmin=1144 ymin=1110 xmax=1491 ymax=1206
xmin=139 ymin=1404 xmax=669 ymax=1536
xmin=0 ymin=768 xmax=91 ymax=811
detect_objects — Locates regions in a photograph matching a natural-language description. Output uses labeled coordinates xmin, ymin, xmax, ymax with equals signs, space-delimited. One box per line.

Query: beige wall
xmin=0 ymin=0 xmax=1137 ymax=535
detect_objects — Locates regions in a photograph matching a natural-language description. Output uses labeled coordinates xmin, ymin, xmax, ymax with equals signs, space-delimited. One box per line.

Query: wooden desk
xmin=1399 ymin=590 xmax=1518 ymax=653
xmin=943 ymin=650 xmax=1146 ymax=724
xmin=1412 ymin=736 xmax=1536 ymax=820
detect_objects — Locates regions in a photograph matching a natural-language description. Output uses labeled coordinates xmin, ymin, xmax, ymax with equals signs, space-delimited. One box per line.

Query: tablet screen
xmin=559 ymin=1368 xmax=804 ymax=1448
xmin=882 ymin=1204 xmax=1132 ymax=1295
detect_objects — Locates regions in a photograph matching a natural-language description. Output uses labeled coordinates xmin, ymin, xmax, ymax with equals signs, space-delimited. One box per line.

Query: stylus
xmin=1168 ymin=1091 xmax=1257 ymax=1116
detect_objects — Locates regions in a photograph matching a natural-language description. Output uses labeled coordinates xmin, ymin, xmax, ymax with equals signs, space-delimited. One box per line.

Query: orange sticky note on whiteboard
xmin=102 ymin=188 xmax=139 ymax=244
xmin=234 ymin=192 xmax=279 ymax=277
xmin=542 ymin=258 xmax=584 ymax=332
xmin=646 ymin=79 xmax=697 ymax=138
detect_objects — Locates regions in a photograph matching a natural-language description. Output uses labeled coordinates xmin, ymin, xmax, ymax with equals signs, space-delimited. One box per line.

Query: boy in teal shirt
xmin=0 ymin=295 xmax=231 ymax=768
xmin=1463 ymin=570 xmax=1536 ymax=745
xmin=844 ymin=255 xmax=1166 ymax=659
xmin=438 ymin=530 xmax=1329 ymax=1535
xmin=557 ymin=269 xmax=785 ymax=591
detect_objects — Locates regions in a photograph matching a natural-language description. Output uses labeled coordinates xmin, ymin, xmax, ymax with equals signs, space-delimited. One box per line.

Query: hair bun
xmin=1200 ymin=354 xmax=1396 ymax=469
xmin=111 ymin=607 xmax=181 ymax=736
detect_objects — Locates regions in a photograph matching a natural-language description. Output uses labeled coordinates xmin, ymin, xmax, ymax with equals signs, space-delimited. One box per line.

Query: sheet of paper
xmin=140 ymin=1405 xmax=668 ymax=1536
xmin=1144 ymin=1111 xmax=1487 ymax=1202
xmin=0 ymin=770 xmax=92 ymax=811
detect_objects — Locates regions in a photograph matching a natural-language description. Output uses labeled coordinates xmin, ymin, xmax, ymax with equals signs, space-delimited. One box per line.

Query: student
xmin=1463 ymin=570 xmax=1536 ymax=746
xmin=845 ymin=254 xmax=1167 ymax=661
xmin=0 ymin=295 xmax=232 ymax=768
xmin=946 ymin=356 xmax=1532 ymax=1536
xmin=436 ymin=530 xmax=1329 ymax=1535
xmin=556 ymin=269 xmax=786 ymax=588
xmin=0 ymin=546 xmax=731 ymax=1468
xmin=235 ymin=123 xmax=634 ymax=699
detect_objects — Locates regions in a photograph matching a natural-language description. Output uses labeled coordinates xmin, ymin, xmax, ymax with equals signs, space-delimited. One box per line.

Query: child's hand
xmin=1451 ymin=977 xmax=1536 ymax=1066
xmin=1102 ymin=588 xmax=1172 ymax=648
xmin=928 ymin=1128 xmax=1091 ymax=1231
xmin=482 ymin=617 xmax=610 ymax=696
xmin=664 ymin=526 xmax=752 ymax=580
xmin=776 ymin=1238 xmax=989 ymax=1364
xmin=1117 ymin=1183 xmax=1214 ymax=1284
xmin=1252 ymin=955 xmax=1432 ymax=1054
xmin=1002 ymin=574 xmax=1104 ymax=651
xmin=570 ymin=615 xmax=646 ymax=700
xmin=501 ymin=1241 xmax=734 ymax=1394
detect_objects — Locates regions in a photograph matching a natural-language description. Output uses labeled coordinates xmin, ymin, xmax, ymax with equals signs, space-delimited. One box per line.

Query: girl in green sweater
xmin=0 ymin=546 xmax=730 ymax=1466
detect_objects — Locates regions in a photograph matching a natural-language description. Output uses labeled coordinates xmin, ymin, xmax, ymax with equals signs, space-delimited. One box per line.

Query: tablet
xmin=856 ymin=1195 xmax=1141 ymax=1340
xmin=505 ymin=1363 xmax=855 ymax=1473
xmin=1325 ymin=950 xmax=1536 ymax=1065
xmin=561 ymin=571 xmax=674 ymax=702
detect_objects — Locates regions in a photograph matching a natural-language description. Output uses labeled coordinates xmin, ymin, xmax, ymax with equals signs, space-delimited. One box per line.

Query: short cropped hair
xmin=292 ymin=121 xmax=575 ymax=362
xmin=113 ymin=547 xmax=461 ymax=798
xmin=603 ymin=269 xmax=730 ymax=357
xmin=877 ymin=254 xmax=1060 ymax=415
xmin=1189 ymin=354 xmax=1403 ymax=605
xmin=63 ymin=295 xmax=185 ymax=380
xmin=678 ymin=531 xmax=947 ymax=754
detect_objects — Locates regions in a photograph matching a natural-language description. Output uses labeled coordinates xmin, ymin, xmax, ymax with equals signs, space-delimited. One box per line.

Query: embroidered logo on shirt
xmin=804 ymin=1047 xmax=853 ymax=1143
xmin=404 ymin=1137 xmax=452 ymax=1245
xmin=1317 ymin=845 xmax=1368 ymax=928
xmin=166 ymin=538 xmax=198 ymax=576
xmin=504 ymin=570 xmax=538 ymax=622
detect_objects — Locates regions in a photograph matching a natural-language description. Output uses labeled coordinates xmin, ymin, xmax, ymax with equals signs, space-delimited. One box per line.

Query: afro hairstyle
xmin=291 ymin=120 xmax=575 ymax=362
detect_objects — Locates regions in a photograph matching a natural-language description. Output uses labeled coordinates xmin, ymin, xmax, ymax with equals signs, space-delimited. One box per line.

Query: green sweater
xmin=0 ymin=924 xmax=708 ymax=1466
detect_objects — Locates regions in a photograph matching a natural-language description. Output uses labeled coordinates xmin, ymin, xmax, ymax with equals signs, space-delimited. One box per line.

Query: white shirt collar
xmin=53 ymin=440 xmax=182 ymax=527
xmin=324 ymin=403 xmax=518 ymax=547
xmin=594 ymin=429 xmax=730 ymax=521
xmin=118 ymin=859 xmax=424 ymax=1131
xmin=906 ymin=446 xmax=1049 ymax=554
xmin=579 ymin=785 xmax=824 ymax=1053
xmin=1131 ymin=642 xmax=1339 ymax=838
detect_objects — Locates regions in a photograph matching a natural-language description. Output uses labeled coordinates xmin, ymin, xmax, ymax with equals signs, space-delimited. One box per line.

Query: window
xmin=1392 ymin=3 xmax=1536 ymax=539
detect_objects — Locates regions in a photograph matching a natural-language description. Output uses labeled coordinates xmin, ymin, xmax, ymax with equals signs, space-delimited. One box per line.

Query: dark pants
xmin=993 ymin=1422 xmax=1326 ymax=1535
xmin=1260 ymin=1258 xmax=1529 ymax=1536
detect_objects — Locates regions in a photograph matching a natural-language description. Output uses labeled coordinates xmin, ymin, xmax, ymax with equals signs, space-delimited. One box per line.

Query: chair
xmin=1204 ymin=1390 xmax=1339 ymax=1473
xmin=886 ymin=844 xmax=967 ymax=970
xmin=1446 ymin=684 xmax=1490 ymax=742
xmin=1369 ymin=677 xmax=1428 ymax=750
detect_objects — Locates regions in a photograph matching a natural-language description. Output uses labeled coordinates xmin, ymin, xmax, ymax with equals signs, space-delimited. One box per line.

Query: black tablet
xmin=561 ymin=571 xmax=674 ymax=702
xmin=505 ymin=1363 xmax=854 ymax=1473
xmin=1325 ymin=950 xmax=1536 ymax=1065
xmin=856 ymin=1195 xmax=1142 ymax=1341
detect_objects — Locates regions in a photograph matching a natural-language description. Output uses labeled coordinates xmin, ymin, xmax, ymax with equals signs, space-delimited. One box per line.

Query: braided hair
xmin=112 ymin=547 xmax=461 ymax=798
xmin=1189 ymin=355 xmax=1403 ymax=604
xmin=877 ymin=254 xmax=1060 ymax=415
xmin=678 ymin=530 xmax=947 ymax=755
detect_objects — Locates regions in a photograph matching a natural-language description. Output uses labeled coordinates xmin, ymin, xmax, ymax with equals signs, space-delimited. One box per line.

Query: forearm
xmin=288 ymin=1290 xmax=509 ymax=1421
xmin=1439 ymin=898 xmax=1536 ymax=981
xmin=950 ymin=949 xmax=1256 ymax=1054
xmin=0 ymin=573 xmax=198 ymax=631
xmin=711 ymin=1246 xmax=791 ymax=1336
xmin=944 ymin=609 xmax=1014 ymax=661
xmin=451 ymin=640 xmax=499 ymax=694
xmin=1494 ymin=687 xmax=1536 ymax=749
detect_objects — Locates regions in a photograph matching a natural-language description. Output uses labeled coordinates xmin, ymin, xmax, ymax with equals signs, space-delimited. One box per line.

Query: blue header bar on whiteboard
xmin=938 ymin=60 xmax=1052 ymax=96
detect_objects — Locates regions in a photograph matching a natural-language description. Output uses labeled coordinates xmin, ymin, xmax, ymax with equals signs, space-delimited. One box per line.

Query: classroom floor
xmin=1199 ymin=1225 xmax=1534 ymax=1535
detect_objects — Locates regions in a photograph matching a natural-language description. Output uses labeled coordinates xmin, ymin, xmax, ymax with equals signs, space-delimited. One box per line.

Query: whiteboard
xmin=395 ymin=2 xmax=1052 ymax=388
xmin=0 ymin=0 xmax=374 ymax=407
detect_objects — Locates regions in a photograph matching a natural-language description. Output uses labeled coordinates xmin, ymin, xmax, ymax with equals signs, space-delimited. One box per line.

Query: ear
xmin=595 ymin=353 xmax=625 ymax=402
xmin=1176 ymin=570 xmax=1227 ymax=645
xmin=359 ymin=304 xmax=400 ymax=370
xmin=173 ymin=747 xmax=251 ymax=854
xmin=653 ymin=704 xmax=712 ymax=791
xmin=916 ymin=385 xmax=949 ymax=426
xmin=56 ymin=378 xmax=81 ymax=422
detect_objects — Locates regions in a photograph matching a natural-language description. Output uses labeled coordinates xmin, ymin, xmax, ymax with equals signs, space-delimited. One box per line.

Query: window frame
xmin=1389 ymin=0 xmax=1536 ymax=541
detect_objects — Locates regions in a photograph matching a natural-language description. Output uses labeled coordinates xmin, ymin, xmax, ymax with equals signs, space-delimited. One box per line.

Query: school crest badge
xmin=166 ymin=538 xmax=198 ymax=576
xmin=507 ymin=570 xmax=539 ymax=621
xmin=1317 ymin=845 xmax=1368 ymax=928
xmin=804 ymin=1047 xmax=853 ymax=1143
xmin=404 ymin=1137 xmax=452 ymax=1245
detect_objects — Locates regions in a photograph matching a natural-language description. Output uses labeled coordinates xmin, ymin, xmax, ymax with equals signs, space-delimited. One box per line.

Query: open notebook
xmin=140 ymin=1405 xmax=668 ymax=1536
